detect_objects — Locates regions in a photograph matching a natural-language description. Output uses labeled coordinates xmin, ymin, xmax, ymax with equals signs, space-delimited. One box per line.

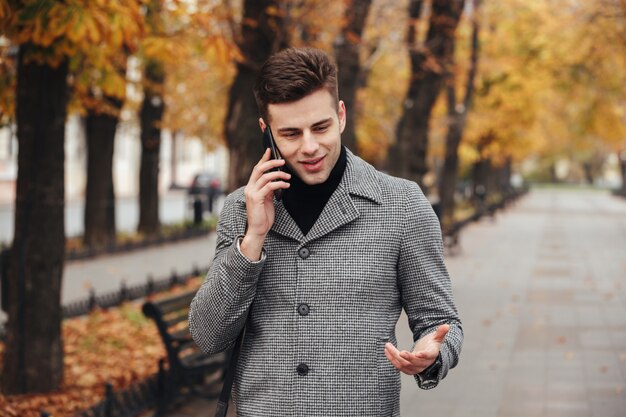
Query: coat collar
xmin=340 ymin=148 xmax=382 ymax=205
xmin=236 ymin=148 xmax=382 ymax=243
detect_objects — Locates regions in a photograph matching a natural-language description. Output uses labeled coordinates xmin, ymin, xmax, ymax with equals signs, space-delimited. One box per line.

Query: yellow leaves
xmin=101 ymin=70 xmax=127 ymax=100
xmin=6 ymin=1 xmax=145 ymax=67
xmin=141 ymin=36 xmax=175 ymax=61
xmin=0 ymin=299 xmax=172 ymax=417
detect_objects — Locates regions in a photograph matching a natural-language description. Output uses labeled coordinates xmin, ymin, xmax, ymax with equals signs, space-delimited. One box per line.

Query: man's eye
xmin=282 ymin=132 xmax=299 ymax=139
xmin=314 ymin=125 xmax=329 ymax=132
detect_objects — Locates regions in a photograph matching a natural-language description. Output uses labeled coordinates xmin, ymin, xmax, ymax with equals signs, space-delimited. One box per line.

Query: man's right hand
xmin=240 ymin=148 xmax=291 ymax=261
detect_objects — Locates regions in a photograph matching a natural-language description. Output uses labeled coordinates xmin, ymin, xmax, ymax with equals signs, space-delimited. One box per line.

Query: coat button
xmin=298 ymin=247 xmax=310 ymax=259
xmin=296 ymin=363 xmax=309 ymax=376
xmin=298 ymin=303 xmax=310 ymax=316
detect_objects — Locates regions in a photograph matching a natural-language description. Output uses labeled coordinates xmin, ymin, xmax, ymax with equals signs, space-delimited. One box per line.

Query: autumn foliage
xmin=0 ymin=278 xmax=202 ymax=417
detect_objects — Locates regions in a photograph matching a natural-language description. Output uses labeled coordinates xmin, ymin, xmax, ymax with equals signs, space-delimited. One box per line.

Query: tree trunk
xmin=439 ymin=111 xmax=465 ymax=228
xmin=582 ymin=161 xmax=594 ymax=185
xmin=388 ymin=0 xmax=465 ymax=190
xmin=472 ymin=158 xmax=490 ymax=193
xmin=84 ymin=98 xmax=121 ymax=248
xmin=2 ymin=45 xmax=68 ymax=394
xmin=438 ymin=0 xmax=480 ymax=230
xmin=138 ymin=59 xmax=164 ymax=236
xmin=335 ymin=0 xmax=373 ymax=154
xmin=618 ymin=149 xmax=626 ymax=196
xmin=170 ymin=129 xmax=179 ymax=188
xmin=225 ymin=0 xmax=288 ymax=192
xmin=500 ymin=157 xmax=512 ymax=194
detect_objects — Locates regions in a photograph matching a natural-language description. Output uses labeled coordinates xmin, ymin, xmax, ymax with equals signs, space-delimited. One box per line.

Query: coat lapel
xmin=271 ymin=199 xmax=306 ymax=241
xmin=303 ymin=150 xmax=382 ymax=243
xmin=303 ymin=188 xmax=359 ymax=243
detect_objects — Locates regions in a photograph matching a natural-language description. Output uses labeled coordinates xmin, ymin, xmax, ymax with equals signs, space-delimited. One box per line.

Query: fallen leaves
xmin=0 ymin=278 xmax=202 ymax=417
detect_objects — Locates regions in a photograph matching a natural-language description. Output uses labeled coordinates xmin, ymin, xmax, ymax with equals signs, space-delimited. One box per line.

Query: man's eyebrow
xmin=312 ymin=118 xmax=332 ymax=128
xmin=276 ymin=118 xmax=333 ymax=134
xmin=276 ymin=127 xmax=301 ymax=134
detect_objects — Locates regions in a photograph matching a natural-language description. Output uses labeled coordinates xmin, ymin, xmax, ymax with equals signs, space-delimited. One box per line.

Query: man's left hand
xmin=384 ymin=324 xmax=449 ymax=375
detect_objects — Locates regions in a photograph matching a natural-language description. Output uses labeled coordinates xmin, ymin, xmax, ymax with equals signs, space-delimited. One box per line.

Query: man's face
xmin=261 ymin=89 xmax=346 ymax=185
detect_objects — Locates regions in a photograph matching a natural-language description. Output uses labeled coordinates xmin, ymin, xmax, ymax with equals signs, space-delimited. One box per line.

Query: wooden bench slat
xmin=142 ymin=287 xmax=227 ymax=412
xmin=146 ymin=290 xmax=198 ymax=316
xmin=180 ymin=350 xmax=226 ymax=370
xmin=170 ymin=327 xmax=192 ymax=342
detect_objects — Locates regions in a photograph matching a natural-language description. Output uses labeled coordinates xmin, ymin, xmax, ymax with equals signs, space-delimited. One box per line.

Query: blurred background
xmin=0 ymin=0 xmax=625 ymax=416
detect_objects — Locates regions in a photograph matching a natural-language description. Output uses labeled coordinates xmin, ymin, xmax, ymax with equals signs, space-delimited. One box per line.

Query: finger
xmin=385 ymin=345 xmax=409 ymax=371
xmin=254 ymin=170 xmax=291 ymax=191
xmin=432 ymin=324 xmax=450 ymax=344
xmin=247 ymin=149 xmax=271 ymax=185
xmin=403 ymin=350 xmax=436 ymax=363
xmin=259 ymin=180 xmax=290 ymax=197
xmin=258 ymin=158 xmax=286 ymax=174
xmin=388 ymin=348 xmax=423 ymax=375
xmin=249 ymin=150 xmax=284 ymax=183
xmin=385 ymin=343 xmax=412 ymax=367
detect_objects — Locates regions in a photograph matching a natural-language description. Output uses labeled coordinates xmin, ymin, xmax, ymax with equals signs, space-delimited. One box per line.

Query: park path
xmin=155 ymin=188 xmax=626 ymax=417
xmin=61 ymin=234 xmax=216 ymax=304
xmin=398 ymin=188 xmax=626 ymax=417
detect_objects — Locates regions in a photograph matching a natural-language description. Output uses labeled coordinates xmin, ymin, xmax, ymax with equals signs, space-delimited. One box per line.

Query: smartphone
xmin=262 ymin=125 xmax=284 ymax=200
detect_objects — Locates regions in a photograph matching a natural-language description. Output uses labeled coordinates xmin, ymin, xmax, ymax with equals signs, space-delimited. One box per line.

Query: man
xmin=189 ymin=47 xmax=462 ymax=417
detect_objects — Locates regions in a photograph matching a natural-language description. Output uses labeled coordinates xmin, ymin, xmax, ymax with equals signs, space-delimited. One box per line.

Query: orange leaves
xmin=0 ymin=301 xmax=172 ymax=417
xmin=141 ymin=35 xmax=179 ymax=62
xmin=5 ymin=0 xmax=145 ymax=68
xmin=463 ymin=0 xmax=626 ymax=177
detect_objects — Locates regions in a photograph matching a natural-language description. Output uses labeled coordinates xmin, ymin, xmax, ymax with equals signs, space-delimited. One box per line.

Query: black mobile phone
xmin=262 ymin=126 xmax=282 ymax=165
xmin=262 ymin=126 xmax=284 ymax=200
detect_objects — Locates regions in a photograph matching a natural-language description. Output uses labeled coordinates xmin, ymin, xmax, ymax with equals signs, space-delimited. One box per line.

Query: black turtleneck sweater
xmin=282 ymin=146 xmax=347 ymax=236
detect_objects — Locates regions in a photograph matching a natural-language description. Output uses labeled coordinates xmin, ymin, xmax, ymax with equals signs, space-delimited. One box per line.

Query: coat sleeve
xmin=189 ymin=193 xmax=264 ymax=354
xmin=397 ymin=180 xmax=463 ymax=390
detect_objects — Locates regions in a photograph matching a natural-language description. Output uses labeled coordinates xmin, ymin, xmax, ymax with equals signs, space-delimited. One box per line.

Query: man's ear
xmin=259 ymin=117 xmax=267 ymax=132
xmin=338 ymin=100 xmax=347 ymax=134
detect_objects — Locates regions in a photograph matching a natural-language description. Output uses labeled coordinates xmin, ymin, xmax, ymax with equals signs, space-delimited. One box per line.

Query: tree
xmin=462 ymin=0 xmax=626 ymax=186
xmin=83 ymin=95 xmax=123 ymax=248
xmin=138 ymin=58 xmax=164 ymax=236
xmin=80 ymin=46 xmax=140 ymax=248
xmin=2 ymin=42 xmax=68 ymax=394
xmin=461 ymin=0 xmax=548 ymax=187
xmin=438 ymin=0 xmax=480 ymax=229
xmin=224 ymin=0 xmax=288 ymax=191
xmin=0 ymin=0 xmax=143 ymax=393
xmin=334 ymin=0 xmax=373 ymax=154
xmin=160 ymin=4 xmax=239 ymax=167
xmin=137 ymin=0 xmax=167 ymax=236
xmin=69 ymin=0 xmax=143 ymax=247
xmin=387 ymin=0 xmax=465 ymax=190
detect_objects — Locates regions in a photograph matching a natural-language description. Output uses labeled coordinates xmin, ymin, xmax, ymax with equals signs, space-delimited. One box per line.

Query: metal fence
xmin=40 ymin=360 xmax=168 ymax=417
xmin=62 ymin=265 xmax=208 ymax=319
xmin=0 ymin=264 xmax=209 ymax=340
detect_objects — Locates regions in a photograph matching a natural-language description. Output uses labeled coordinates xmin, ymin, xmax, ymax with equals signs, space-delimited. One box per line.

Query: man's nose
xmin=301 ymin=130 xmax=319 ymax=155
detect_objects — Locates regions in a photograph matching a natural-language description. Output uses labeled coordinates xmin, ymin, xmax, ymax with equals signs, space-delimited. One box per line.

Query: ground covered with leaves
xmin=0 ymin=277 xmax=202 ymax=417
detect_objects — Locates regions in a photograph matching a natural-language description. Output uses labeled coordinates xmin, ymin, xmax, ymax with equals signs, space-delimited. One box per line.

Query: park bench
xmin=142 ymin=289 xmax=227 ymax=413
xmin=442 ymin=209 xmax=484 ymax=254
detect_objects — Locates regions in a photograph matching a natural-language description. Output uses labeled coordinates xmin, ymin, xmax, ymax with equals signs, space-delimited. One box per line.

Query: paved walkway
xmin=400 ymin=188 xmax=626 ymax=417
xmin=62 ymin=234 xmax=216 ymax=304
xmin=158 ymin=188 xmax=626 ymax=416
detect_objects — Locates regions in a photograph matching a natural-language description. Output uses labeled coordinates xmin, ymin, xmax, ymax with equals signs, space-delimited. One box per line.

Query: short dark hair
xmin=254 ymin=47 xmax=339 ymax=123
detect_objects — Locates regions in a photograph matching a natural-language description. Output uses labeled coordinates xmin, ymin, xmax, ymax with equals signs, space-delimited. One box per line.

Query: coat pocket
xmin=377 ymin=337 xmax=401 ymax=417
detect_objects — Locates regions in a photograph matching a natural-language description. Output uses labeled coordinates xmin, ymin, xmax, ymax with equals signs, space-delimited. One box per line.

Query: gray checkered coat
xmin=189 ymin=150 xmax=463 ymax=417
